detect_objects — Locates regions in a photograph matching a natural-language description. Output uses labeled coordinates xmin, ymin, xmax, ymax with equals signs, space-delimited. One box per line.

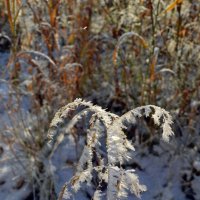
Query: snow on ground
xmin=0 ymin=141 xmax=31 ymax=200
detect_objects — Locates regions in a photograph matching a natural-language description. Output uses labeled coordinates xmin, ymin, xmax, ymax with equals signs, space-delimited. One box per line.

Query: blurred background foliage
xmin=0 ymin=0 xmax=200 ymax=199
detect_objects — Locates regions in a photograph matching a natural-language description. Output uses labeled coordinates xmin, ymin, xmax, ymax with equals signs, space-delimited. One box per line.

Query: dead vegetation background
xmin=0 ymin=0 xmax=200 ymax=200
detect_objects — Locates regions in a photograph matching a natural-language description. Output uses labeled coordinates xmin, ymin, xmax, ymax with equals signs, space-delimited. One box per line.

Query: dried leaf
xmin=163 ymin=0 xmax=183 ymax=13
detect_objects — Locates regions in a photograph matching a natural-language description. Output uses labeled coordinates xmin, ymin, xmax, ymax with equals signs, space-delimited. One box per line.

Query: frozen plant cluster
xmin=47 ymin=98 xmax=174 ymax=200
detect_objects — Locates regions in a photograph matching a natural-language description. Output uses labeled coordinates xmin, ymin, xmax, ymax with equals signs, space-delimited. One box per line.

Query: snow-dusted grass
xmin=1 ymin=1 xmax=200 ymax=199
xmin=47 ymin=99 xmax=173 ymax=199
